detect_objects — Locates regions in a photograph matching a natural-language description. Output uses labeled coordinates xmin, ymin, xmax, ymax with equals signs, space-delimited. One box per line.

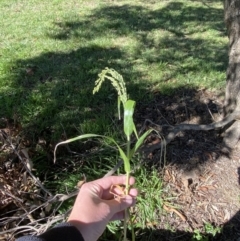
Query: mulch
xmin=135 ymin=87 xmax=240 ymax=240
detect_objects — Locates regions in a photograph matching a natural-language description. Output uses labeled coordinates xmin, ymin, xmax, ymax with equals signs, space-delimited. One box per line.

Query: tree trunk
xmin=223 ymin=0 xmax=240 ymax=150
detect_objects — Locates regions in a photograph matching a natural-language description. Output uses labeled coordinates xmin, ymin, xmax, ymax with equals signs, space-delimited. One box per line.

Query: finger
xmin=106 ymin=195 xmax=137 ymax=217
xmin=108 ymin=185 xmax=126 ymax=196
xmin=108 ymin=187 xmax=138 ymax=198
xmin=128 ymin=188 xmax=138 ymax=198
xmin=102 ymin=185 xmax=138 ymax=201
xmin=93 ymin=175 xmax=135 ymax=190
xmin=87 ymin=180 xmax=138 ymax=203
xmin=108 ymin=196 xmax=137 ymax=221
xmin=96 ymin=176 xmax=135 ymax=200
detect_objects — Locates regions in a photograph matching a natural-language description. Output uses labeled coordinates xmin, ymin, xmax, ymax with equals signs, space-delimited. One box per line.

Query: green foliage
xmin=192 ymin=223 xmax=222 ymax=241
xmin=204 ymin=222 xmax=221 ymax=236
xmin=134 ymin=168 xmax=164 ymax=229
xmin=192 ymin=230 xmax=208 ymax=241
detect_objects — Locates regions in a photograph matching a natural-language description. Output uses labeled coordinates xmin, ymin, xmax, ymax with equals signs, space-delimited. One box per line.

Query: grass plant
xmin=54 ymin=68 xmax=153 ymax=241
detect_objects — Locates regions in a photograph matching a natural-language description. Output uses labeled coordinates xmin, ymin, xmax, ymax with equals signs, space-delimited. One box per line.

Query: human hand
xmin=68 ymin=175 xmax=138 ymax=241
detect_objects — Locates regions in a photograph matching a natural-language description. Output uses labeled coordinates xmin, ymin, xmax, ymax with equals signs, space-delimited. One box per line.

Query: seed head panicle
xmin=93 ymin=67 xmax=127 ymax=104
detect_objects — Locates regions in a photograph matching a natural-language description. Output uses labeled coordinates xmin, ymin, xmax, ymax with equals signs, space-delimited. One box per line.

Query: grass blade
xmin=129 ymin=129 xmax=153 ymax=160
xmin=53 ymin=134 xmax=102 ymax=163
xmin=54 ymin=134 xmax=130 ymax=174
xmin=124 ymin=100 xmax=137 ymax=141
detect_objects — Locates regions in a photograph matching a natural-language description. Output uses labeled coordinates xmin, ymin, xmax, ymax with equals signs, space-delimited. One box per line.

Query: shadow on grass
xmin=49 ymin=2 xmax=225 ymax=38
xmin=1 ymin=1 xmax=227 ymax=140
xmin=48 ymin=2 xmax=227 ymax=72
xmin=1 ymin=2 xmax=227 ymax=135
xmin=2 ymin=45 xmax=144 ymax=141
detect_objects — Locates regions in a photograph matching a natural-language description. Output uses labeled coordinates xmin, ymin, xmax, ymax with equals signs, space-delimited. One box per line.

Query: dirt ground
xmin=135 ymin=88 xmax=240 ymax=240
xmin=1 ymin=87 xmax=240 ymax=240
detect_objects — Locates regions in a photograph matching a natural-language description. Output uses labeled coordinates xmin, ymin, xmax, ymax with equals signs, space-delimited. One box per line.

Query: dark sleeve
xmin=16 ymin=223 xmax=84 ymax=241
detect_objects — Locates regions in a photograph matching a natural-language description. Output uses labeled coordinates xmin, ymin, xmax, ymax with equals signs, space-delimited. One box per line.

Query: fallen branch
xmin=141 ymin=110 xmax=240 ymax=154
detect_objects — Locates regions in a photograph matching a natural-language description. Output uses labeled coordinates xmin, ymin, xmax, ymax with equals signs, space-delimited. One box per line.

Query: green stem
xmin=123 ymin=171 xmax=130 ymax=241
xmin=126 ymin=138 xmax=131 ymax=158
xmin=130 ymin=210 xmax=135 ymax=241
xmin=123 ymin=140 xmax=131 ymax=241
xmin=125 ymin=139 xmax=131 ymax=193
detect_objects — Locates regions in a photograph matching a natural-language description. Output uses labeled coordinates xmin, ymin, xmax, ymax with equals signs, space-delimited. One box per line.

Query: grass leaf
xmin=124 ymin=100 xmax=137 ymax=141
xmin=53 ymin=133 xmax=131 ymax=173
xmin=54 ymin=134 xmax=102 ymax=163
xmin=118 ymin=146 xmax=130 ymax=173
xmin=129 ymin=129 xmax=153 ymax=160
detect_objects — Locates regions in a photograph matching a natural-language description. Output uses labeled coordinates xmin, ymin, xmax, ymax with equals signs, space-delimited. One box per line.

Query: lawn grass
xmin=0 ymin=0 xmax=227 ymax=240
